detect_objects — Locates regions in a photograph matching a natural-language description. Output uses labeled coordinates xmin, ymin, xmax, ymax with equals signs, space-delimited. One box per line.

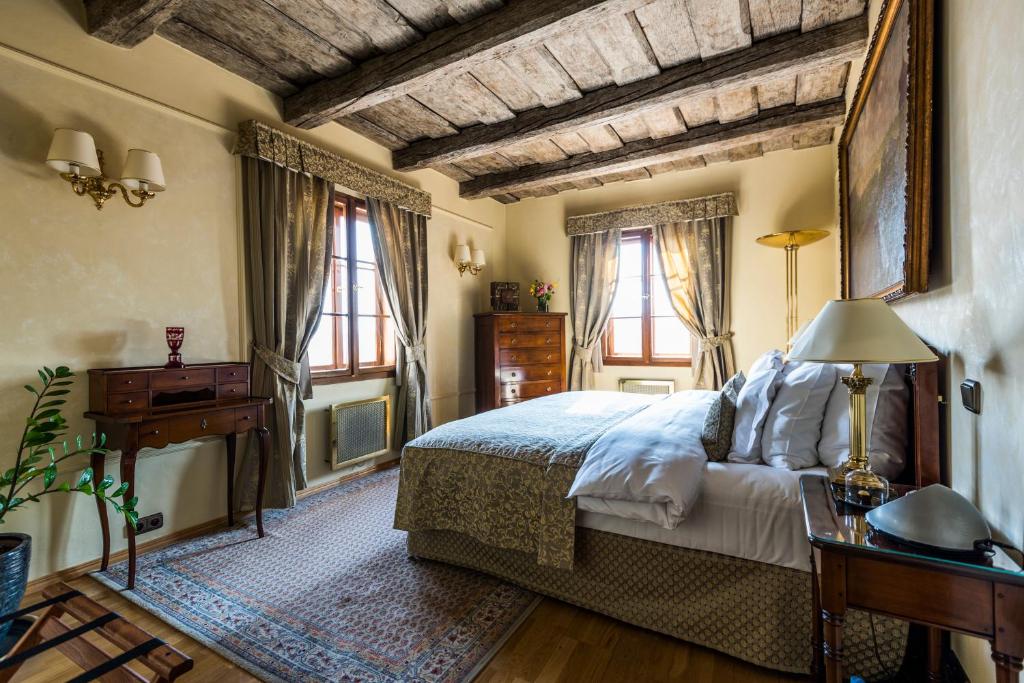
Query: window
xmin=602 ymin=229 xmax=692 ymax=366
xmin=308 ymin=194 xmax=396 ymax=383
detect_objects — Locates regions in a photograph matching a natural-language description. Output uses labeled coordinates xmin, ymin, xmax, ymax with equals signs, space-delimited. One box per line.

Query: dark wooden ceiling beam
xmin=459 ymin=98 xmax=846 ymax=199
xmin=83 ymin=0 xmax=188 ymax=48
xmin=283 ymin=0 xmax=656 ymax=129
xmin=395 ymin=15 xmax=866 ymax=172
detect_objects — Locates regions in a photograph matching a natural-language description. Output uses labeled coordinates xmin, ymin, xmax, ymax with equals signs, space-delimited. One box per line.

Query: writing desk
xmin=86 ymin=363 xmax=270 ymax=589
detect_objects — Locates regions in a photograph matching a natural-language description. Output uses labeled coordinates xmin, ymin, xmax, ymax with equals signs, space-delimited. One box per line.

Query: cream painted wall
xmin=505 ymin=146 xmax=840 ymax=390
xmin=843 ymin=2 xmax=1024 ymax=680
xmin=0 ymin=0 xmax=505 ymax=580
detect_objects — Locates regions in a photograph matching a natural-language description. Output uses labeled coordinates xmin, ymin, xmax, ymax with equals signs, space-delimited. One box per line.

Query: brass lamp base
xmin=844 ymin=466 xmax=889 ymax=508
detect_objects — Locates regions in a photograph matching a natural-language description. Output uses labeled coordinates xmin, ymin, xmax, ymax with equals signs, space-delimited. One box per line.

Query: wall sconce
xmin=454 ymin=244 xmax=485 ymax=277
xmin=46 ymin=129 xmax=165 ymax=210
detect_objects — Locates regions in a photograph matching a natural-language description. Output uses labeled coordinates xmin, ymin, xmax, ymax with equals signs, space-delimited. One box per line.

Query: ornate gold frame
xmin=838 ymin=0 xmax=934 ymax=301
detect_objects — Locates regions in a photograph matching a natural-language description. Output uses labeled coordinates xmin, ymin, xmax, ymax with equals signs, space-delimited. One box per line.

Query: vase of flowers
xmin=0 ymin=366 xmax=138 ymax=639
xmin=529 ymin=280 xmax=556 ymax=312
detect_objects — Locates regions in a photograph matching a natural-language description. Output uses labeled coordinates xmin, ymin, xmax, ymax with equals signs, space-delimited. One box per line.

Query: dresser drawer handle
xmin=149 ymin=429 xmax=159 ymax=436
xmin=241 ymin=415 xmax=251 ymax=421
xmin=545 ymin=322 xmax=552 ymax=328
xmin=126 ymin=399 xmax=133 ymax=405
xmin=510 ymin=323 xmax=517 ymax=329
xmin=511 ymin=338 xmax=517 ymax=344
xmin=545 ymin=338 xmax=552 ymax=344
xmin=229 ymin=388 xmax=237 ymax=393
xmin=182 ymin=375 xmax=190 ymax=380
xmin=125 ymin=379 xmax=133 ymax=385
xmin=546 ymin=370 xmax=552 ymax=376
xmin=201 ymin=418 xmax=208 ymax=430
xmin=510 ymin=355 xmax=517 ymax=361
xmin=229 ymin=372 xmax=236 ymax=377
xmin=510 ymin=372 xmax=517 ymax=378
xmin=545 ymin=354 xmax=552 ymax=360
xmin=511 ymin=389 xmax=517 ymax=395
xmin=546 ymin=387 xmax=552 ymax=392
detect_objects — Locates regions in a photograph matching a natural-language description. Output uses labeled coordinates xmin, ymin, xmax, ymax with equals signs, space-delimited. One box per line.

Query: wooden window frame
xmin=602 ymin=228 xmax=693 ymax=368
xmin=312 ymin=194 xmax=396 ymax=385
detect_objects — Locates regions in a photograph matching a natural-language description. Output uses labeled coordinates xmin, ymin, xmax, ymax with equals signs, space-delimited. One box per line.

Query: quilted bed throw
xmin=394 ymin=391 xmax=657 ymax=569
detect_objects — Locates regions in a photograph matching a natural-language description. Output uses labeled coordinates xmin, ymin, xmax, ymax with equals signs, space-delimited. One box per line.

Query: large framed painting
xmin=839 ymin=0 xmax=934 ymax=301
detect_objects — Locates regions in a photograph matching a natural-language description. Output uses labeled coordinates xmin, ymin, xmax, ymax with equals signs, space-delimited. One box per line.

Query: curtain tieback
xmin=404 ymin=343 xmax=427 ymax=365
xmin=699 ymin=332 xmax=734 ymax=352
xmin=572 ymin=340 xmax=594 ymax=359
xmin=253 ymin=343 xmax=301 ymax=385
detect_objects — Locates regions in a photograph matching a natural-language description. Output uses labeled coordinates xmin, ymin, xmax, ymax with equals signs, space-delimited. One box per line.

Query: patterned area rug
xmin=92 ymin=468 xmax=539 ymax=682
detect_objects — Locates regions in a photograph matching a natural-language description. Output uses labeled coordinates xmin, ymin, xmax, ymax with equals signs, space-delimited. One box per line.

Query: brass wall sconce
xmin=454 ymin=244 xmax=485 ymax=277
xmin=46 ymin=129 xmax=165 ymax=210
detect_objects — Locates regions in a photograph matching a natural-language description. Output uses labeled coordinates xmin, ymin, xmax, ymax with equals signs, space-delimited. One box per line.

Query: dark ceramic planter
xmin=0 ymin=534 xmax=30 ymax=640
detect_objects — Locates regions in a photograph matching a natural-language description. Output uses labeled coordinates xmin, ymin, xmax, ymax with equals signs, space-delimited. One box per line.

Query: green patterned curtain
xmin=568 ymin=230 xmax=622 ymax=390
xmin=653 ymin=218 xmax=736 ymax=390
xmin=235 ymin=157 xmax=333 ymax=510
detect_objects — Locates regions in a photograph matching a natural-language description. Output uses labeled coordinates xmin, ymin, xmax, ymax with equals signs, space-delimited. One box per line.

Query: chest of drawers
xmin=474 ymin=312 xmax=567 ymax=412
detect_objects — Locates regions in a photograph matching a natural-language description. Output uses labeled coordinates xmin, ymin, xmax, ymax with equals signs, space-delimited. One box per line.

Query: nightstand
xmin=800 ymin=474 xmax=1024 ymax=683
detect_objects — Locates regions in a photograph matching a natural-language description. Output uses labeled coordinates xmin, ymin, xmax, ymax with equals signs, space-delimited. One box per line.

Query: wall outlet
xmin=135 ymin=512 xmax=164 ymax=535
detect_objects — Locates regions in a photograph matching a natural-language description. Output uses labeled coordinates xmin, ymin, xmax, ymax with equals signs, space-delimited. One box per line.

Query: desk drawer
xmin=139 ymin=419 xmax=168 ymax=449
xmin=107 ymin=372 xmax=149 ymax=393
xmin=500 ymin=348 xmax=561 ymax=366
xmin=500 ymin=364 xmax=560 ymax=383
xmin=152 ymin=368 xmax=216 ymax=390
xmin=497 ymin=316 xmax=560 ymax=333
xmin=217 ymin=382 xmax=248 ymax=399
xmin=106 ymin=391 xmax=148 ymax=415
xmin=498 ymin=332 xmax=560 ymax=349
xmin=235 ymin=407 xmax=258 ymax=432
xmin=217 ymin=366 xmax=249 ymax=384
xmin=501 ymin=380 xmax=560 ymax=401
xmin=168 ymin=409 xmax=235 ymax=442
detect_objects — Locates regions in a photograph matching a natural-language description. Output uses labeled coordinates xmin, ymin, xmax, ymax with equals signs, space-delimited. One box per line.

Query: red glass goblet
xmin=165 ymin=326 xmax=186 ymax=369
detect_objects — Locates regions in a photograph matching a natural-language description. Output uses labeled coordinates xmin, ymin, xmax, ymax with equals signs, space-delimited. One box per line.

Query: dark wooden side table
xmin=801 ymin=475 xmax=1024 ymax=683
xmin=86 ymin=363 xmax=272 ymax=590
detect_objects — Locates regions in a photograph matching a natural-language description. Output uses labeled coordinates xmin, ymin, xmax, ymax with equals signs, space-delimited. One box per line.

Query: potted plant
xmin=0 ymin=366 xmax=137 ymax=639
xmin=529 ymin=279 xmax=557 ymax=312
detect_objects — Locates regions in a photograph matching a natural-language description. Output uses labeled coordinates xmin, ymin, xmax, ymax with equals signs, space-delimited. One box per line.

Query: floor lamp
xmin=755 ymin=229 xmax=830 ymax=348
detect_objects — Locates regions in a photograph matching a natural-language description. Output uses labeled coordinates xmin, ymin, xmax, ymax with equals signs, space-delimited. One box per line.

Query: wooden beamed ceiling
xmin=83 ymin=0 xmax=867 ymax=202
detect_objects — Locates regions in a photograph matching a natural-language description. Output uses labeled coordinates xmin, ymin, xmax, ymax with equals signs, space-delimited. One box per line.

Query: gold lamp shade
xmin=756 ymin=228 xmax=830 ymax=347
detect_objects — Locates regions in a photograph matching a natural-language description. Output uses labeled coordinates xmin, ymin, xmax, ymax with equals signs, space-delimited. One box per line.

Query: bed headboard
xmin=897 ymin=347 xmax=946 ymax=488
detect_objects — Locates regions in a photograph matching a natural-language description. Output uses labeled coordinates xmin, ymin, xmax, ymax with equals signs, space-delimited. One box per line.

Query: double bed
xmin=394 ymin=360 xmax=941 ymax=676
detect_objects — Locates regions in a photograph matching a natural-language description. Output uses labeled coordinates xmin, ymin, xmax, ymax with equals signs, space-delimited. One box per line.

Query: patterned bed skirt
xmin=408 ymin=527 xmax=907 ymax=677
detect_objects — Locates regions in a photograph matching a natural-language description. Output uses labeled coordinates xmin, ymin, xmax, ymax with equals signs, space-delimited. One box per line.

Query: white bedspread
xmin=566 ymin=390 xmax=717 ymax=529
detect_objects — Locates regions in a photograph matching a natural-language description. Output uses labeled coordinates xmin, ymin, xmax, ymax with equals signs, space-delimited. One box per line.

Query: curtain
xmin=568 ymin=230 xmax=622 ymax=390
xmin=366 ymin=197 xmax=432 ymax=446
xmin=235 ymin=157 xmax=333 ymax=510
xmin=654 ymin=217 xmax=736 ymax=390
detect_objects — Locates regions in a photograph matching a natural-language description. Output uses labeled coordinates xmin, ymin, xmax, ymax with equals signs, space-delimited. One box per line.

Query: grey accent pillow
xmin=702 ymin=372 xmax=746 ymax=461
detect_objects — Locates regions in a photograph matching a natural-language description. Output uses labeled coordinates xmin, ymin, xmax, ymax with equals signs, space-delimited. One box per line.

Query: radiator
xmin=328 ymin=395 xmax=390 ymax=470
xmin=618 ymin=378 xmax=675 ymax=395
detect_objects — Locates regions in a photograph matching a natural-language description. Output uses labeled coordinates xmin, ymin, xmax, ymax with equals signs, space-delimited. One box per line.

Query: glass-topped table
xmin=799 ymin=474 xmax=1023 ymax=683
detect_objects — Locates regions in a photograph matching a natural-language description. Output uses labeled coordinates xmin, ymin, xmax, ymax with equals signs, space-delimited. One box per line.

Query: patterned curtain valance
xmin=234 ymin=120 xmax=432 ymax=218
xmin=566 ymin=193 xmax=737 ymax=235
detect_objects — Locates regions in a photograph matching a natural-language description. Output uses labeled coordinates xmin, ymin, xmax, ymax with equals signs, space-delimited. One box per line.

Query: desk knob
xmin=200 ymin=418 xmax=208 ymax=430
xmin=242 ymin=415 xmax=251 ymax=421
xmin=126 ymin=399 xmax=133 ymax=404
xmin=126 ymin=380 xmax=133 ymax=385
xmin=152 ymin=429 xmax=160 ymax=435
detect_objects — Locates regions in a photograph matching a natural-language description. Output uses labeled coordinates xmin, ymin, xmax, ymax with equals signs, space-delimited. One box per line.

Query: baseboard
xmin=23 ymin=459 xmax=400 ymax=598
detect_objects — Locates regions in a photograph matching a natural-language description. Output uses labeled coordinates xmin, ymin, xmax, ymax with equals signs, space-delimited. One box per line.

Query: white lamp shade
xmin=120 ymin=149 xmax=165 ymax=191
xmin=46 ymin=128 xmax=101 ymax=177
xmin=471 ymin=248 xmax=486 ymax=267
xmin=454 ymin=244 xmax=471 ymax=264
xmin=789 ymin=298 xmax=938 ymax=364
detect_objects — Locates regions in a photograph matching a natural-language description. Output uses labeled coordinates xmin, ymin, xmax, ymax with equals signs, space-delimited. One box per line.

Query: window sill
xmin=312 ymin=368 xmax=396 ymax=385
xmin=602 ymin=358 xmax=693 ymax=368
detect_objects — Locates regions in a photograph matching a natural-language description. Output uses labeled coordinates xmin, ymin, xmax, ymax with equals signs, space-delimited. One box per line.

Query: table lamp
xmin=789 ymin=298 xmax=938 ymax=507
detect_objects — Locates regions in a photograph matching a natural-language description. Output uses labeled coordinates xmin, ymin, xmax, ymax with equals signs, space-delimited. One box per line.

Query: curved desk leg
xmin=225 ymin=433 xmax=236 ymax=527
xmin=120 ymin=448 xmax=138 ymax=590
xmin=255 ymin=427 xmax=269 ymax=538
xmin=90 ymin=451 xmax=110 ymax=571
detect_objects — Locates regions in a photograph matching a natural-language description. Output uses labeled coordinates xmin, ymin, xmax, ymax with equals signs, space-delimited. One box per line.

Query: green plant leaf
xmin=24 ymin=384 xmax=37 ymax=395
xmin=48 ymin=381 xmax=73 ymax=387
xmin=39 ymin=400 xmax=66 ymax=408
xmin=35 ymin=409 xmax=60 ymax=420
xmin=46 ymin=389 xmax=70 ymax=396
xmin=98 ymin=474 xmax=114 ymax=491
xmin=38 ymin=369 xmax=48 ymax=384
xmin=44 ymin=366 xmax=55 ymax=378
xmin=111 ymin=482 xmax=129 ymax=497
xmin=56 ymin=366 xmax=72 ymax=377
xmin=126 ymin=510 xmax=139 ymax=526
xmin=43 ymin=464 xmax=57 ymax=489
xmin=58 ymin=482 xmax=70 ymax=492
xmin=77 ymin=468 xmax=93 ymax=487
xmin=126 ymin=495 xmax=138 ymax=509
xmin=78 ymin=483 xmax=93 ymax=495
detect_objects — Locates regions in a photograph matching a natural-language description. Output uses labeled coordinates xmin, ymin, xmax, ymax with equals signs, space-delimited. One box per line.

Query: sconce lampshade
xmin=46 ymin=128 xmax=101 ymax=177
xmin=120 ymin=149 xmax=165 ymax=191
xmin=454 ymin=244 xmax=471 ymax=264
xmin=471 ymin=249 xmax=486 ymax=267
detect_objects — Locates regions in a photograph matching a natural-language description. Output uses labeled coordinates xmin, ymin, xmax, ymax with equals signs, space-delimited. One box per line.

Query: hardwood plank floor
xmin=14 ymin=577 xmax=803 ymax=682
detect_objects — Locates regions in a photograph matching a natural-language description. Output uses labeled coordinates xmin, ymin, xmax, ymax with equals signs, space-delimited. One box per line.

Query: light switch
xmin=960 ymin=379 xmax=981 ymax=414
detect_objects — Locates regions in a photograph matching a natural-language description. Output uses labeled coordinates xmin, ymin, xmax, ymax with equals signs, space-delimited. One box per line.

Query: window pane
xmin=308 ymin=315 xmax=334 ymax=368
xmin=607 ymin=317 xmax=642 ymax=356
xmin=653 ymin=316 xmax=690 ymax=358
xmin=651 ymin=275 xmax=674 ymax=317
xmin=619 ymin=239 xmax=643 ymax=278
xmin=322 ymin=263 xmax=335 ymax=315
xmin=356 ymin=264 xmax=384 ymax=315
xmin=382 ymin=316 xmax=396 ymax=366
xmin=610 ymin=277 xmax=643 ymax=317
xmin=355 ymin=214 xmax=376 ymax=263
xmin=334 ymin=259 xmax=348 ymax=315
xmin=358 ymin=316 xmax=382 ymax=366
xmin=333 ymin=204 xmax=347 ymax=257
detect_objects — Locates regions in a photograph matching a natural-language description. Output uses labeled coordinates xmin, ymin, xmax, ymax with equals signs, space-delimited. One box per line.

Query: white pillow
xmin=761 ymin=362 xmax=837 ymax=470
xmin=727 ymin=350 xmax=784 ymax=464
xmin=818 ymin=364 xmax=909 ymax=479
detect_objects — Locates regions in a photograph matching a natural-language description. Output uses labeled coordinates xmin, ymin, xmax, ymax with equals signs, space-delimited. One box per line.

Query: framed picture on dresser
xmin=838 ymin=0 xmax=934 ymax=301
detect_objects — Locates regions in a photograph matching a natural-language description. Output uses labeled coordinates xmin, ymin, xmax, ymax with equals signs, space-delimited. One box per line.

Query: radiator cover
xmin=618 ymin=378 xmax=676 ymax=395
xmin=328 ymin=395 xmax=390 ymax=470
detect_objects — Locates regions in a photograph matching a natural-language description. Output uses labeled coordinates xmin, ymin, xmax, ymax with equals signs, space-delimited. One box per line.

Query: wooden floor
xmin=14 ymin=576 xmax=803 ymax=683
